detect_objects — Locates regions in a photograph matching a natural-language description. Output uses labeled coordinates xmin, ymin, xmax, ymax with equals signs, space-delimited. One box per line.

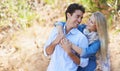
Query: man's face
xmin=67 ymin=10 xmax=84 ymax=28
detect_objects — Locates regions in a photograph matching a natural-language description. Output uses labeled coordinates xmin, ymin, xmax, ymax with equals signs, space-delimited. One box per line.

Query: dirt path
xmin=0 ymin=24 xmax=120 ymax=71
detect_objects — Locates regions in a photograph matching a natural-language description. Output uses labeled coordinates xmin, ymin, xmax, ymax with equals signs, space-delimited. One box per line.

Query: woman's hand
xmin=53 ymin=32 xmax=64 ymax=45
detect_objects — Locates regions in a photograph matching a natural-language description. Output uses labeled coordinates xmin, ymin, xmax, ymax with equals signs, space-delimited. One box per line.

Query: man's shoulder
xmin=75 ymin=29 xmax=88 ymax=48
xmin=74 ymin=28 xmax=87 ymax=39
xmin=49 ymin=27 xmax=58 ymax=36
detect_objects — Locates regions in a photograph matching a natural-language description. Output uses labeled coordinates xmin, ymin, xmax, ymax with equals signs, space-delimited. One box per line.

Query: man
xmin=44 ymin=3 xmax=88 ymax=71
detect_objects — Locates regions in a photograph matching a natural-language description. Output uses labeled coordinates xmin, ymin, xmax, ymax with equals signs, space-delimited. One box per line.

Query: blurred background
xmin=0 ymin=0 xmax=120 ymax=71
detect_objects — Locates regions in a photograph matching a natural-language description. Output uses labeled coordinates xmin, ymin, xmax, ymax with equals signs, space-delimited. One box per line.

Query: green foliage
xmin=114 ymin=29 xmax=120 ymax=34
xmin=44 ymin=0 xmax=55 ymax=5
xmin=79 ymin=0 xmax=107 ymax=12
xmin=107 ymin=14 xmax=113 ymax=28
xmin=0 ymin=0 xmax=119 ymax=30
xmin=106 ymin=0 xmax=120 ymax=29
xmin=0 ymin=0 xmax=36 ymax=29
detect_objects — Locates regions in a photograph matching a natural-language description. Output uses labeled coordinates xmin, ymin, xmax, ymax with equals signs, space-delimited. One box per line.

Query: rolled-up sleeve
xmin=81 ymin=40 xmax=100 ymax=58
xmin=44 ymin=27 xmax=57 ymax=56
xmin=78 ymin=35 xmax=89 ymax=67
xmin=80 ymin=58 xmax=89 ymax=67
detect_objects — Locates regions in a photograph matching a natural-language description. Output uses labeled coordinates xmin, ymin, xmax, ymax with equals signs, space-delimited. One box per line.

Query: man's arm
xmin=44 ymin=27 xmax=64 ymax=56
xmin=78 ymin=36 xmax=89 ymax=67
xmin=71 ymin=44 xmax=82 ymax=54
xmin=45 ymin=33 xmax=64 ymax=55
xmin=45 ymin=40 xmax=58 ymax=56
xmin=60 ymin=38 xmax=80 ymax=65
xmin=68 ymin=51 xmax=80 ymax=65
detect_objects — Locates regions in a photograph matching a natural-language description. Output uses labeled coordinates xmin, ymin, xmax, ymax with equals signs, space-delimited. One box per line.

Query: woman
xmin=55 ymin=11 xmax=110 ymax=71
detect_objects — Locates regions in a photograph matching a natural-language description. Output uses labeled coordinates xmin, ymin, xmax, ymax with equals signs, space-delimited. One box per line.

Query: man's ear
xmin=67 ymin=13 xmax=71 ymax=19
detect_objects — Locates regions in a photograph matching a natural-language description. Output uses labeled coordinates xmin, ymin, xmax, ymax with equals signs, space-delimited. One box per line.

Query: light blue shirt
xmin=44 ymin=24 xmax=89 ymax=71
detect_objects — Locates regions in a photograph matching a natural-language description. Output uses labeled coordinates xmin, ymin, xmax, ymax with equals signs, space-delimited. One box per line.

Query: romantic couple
xmin=44 ymin=3 xmax=110 ymax=71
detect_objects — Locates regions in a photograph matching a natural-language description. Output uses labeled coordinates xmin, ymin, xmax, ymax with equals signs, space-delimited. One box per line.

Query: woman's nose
xmin=87 ymin=20 xmax=90 ymax=25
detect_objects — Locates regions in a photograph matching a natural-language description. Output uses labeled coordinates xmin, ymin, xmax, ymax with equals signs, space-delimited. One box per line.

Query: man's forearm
xmin=46 ymin=42 xmax=57 ymax=56
xmin=72 ymin=44 xmax=82 ymax=54
xmin=68 ymin=52 xmax=80 ymax=65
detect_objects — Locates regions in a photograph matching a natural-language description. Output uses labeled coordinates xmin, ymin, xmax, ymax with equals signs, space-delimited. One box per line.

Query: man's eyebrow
xmin=77 ymin=15 xmax=82 ymax=17
xmin=77 ymin=15 xmax=81 ymax=16
xmin=77 ymin=15 xmax=83 ymax=18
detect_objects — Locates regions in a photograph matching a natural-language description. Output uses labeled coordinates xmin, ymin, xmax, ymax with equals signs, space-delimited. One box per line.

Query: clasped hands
xmin=53 ymin=32 xmax=72 ymax=53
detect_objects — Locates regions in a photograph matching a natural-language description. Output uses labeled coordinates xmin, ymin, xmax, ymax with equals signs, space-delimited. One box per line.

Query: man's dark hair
xmin=65 ymin=3 xmax=85 ymax=20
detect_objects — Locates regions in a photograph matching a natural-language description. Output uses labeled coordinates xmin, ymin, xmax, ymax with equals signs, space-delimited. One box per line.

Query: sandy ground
xmin=109 ymin=31 xmax=120 ymax=71
xmin=0 ymin=24 xmax=120 ymax=71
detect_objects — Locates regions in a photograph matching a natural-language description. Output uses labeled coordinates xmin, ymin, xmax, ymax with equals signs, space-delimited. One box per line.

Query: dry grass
xmin=0 ymin=23 xmax=51 ymax=71
xmin=109 ymin=31 xmax=120 ymax=71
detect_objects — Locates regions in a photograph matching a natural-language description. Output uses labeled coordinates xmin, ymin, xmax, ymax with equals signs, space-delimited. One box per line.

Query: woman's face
xmin=86 ymin=14 xmax=97 ymax=32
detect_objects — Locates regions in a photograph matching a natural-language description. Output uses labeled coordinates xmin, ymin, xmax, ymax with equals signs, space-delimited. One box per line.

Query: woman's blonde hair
xmin=93 ymin=11 xmax=109 ymax=61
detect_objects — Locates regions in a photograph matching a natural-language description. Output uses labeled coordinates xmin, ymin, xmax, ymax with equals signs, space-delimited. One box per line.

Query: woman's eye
xmin=89 ymin=18 xmax=90 ymax=20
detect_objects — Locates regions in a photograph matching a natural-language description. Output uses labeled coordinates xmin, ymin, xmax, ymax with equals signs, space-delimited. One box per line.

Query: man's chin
xmin=73 ymin=26 xmax=78 ymax=28
xmin=76 ymin=24 xmax=79 ymax=27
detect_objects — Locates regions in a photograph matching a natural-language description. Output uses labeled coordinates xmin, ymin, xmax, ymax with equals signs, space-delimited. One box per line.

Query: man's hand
xmin=60 ymin=38 xmax=72 ymax=53
xmin=60 ymin=38 xmax=80 ymax=65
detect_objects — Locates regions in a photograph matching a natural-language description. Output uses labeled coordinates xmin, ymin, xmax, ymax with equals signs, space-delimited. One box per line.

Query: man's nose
xmin=78 ymin=18 xmax=81 ymax=23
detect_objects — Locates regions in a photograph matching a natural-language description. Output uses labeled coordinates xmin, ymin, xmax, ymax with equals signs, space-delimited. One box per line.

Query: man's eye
xmin=77 ymin=16 xmax=79 ymax=18
xmin=81 ymin=17 xmax=83 ymax=19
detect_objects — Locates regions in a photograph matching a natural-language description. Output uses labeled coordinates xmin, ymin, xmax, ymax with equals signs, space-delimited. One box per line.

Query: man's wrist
xmin=68 ymin=51 xmax=73 ymax=57
xmin=51 ymin=42 xmax=57 ymax=47
xmin=68 ymin=52 xmax=80 ymax=65
xmin=52 ymin=40 xmax=58 ymax=46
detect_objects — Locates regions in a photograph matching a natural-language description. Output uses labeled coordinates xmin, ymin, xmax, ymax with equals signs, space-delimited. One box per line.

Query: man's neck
xmin=66 ymin=21 xmax=72 ymax=34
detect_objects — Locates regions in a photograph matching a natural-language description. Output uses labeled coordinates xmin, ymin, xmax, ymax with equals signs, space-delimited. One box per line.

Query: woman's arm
xmin=81 ymin=40 xmax=100 ymax=58
xmin=55 ymin=21 xmax=65 ymax=36
xmin=56 ymin=25 xmax=64 ymax=35
xmin=71 ymin=40 xmax=100 ymax=58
